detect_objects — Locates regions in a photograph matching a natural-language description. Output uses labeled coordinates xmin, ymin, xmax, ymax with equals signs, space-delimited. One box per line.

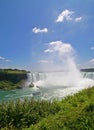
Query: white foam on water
xmin=27 ymin=41 xmax=94 ymax=100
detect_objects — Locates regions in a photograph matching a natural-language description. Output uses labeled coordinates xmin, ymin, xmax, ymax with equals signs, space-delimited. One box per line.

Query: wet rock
xmin=29 ymin=83 xmax=34 ymax=88
xmin=33 ymin=91 xmax=40 ymax=96
xmin=36 ymin=86 xmax=40 ymax=88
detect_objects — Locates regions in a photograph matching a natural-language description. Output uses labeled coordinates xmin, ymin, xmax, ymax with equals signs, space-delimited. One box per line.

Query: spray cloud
xmin=33 ymin=41 xmax=94 ymax=88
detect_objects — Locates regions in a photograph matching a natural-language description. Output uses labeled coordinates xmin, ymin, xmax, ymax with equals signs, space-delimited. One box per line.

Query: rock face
xmin=0 ymin=73 xmax=27 ymax=83
xmin=29 ymin=83 xmax=34 ymax=88
xmin=0 ymin=69 xmax=28 ymax=90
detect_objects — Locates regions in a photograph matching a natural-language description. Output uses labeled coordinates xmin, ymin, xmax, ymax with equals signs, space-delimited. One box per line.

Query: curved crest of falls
xmin=0 ymin=71 xmax=94 ymax=102
xmin=0 ymin=41 xmax=94 ymax=101
xmin=26 ymin=71 xmax=94 ymax=100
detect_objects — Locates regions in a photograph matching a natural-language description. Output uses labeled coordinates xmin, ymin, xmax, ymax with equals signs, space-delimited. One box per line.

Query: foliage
xmin=0 ymin=98 xmax=60 ymax=129
xmin=0 ymin=80 xmax=25 ymax=90
xmin=24 ymin=86 xmax=94 ymax=130
xmin=0 ymin=86 xmax=94 ymax=130
xmin=0 ymin=69 xmax=27 ymax=74
xmin=81 ymin=68 xmax=94 ymax=72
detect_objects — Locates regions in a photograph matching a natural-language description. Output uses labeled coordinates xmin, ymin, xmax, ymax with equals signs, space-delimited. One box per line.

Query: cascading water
xmin=28 ymin=71 xmax=94 ymax=88
xmin=1 ymin=41 xmax=94 ymax=101
xmin=26 ymin=41 xmax=94 ymax=100
xmin=26 ymin=71 xmax=94 ymax=100
xmin=82 ymin=72 xmax=94 ymax=80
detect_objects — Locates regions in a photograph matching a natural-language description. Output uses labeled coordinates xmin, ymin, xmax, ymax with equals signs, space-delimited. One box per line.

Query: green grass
xmin=0 ymin=99 xmax=60 ymax=130
xmin=0 ymin=69 xmax=27 ymax=74
xmin=23 ymin=86 xmax=94 ymax=130
xmin=0 ymin=86 xmax=94 ymax=130
xmin=0 ymin=80 xmax=25 ymax=90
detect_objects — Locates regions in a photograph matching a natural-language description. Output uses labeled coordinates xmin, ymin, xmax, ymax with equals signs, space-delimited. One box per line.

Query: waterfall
xmin=30 ymin=72 xmax=46 ymax=82
xmin=27 ymin=71 xmax=94 ymax=88
xmin=82 ymin=72 xmax=94 ymax=80
xmin=25 ymin=41 xmax=94 ymax=99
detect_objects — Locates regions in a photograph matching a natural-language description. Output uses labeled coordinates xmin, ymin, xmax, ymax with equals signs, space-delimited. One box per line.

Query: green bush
xmin=0 ymin=99 xmax=60 ymax=129
xmin=24 ymin=86 xmax=94 ymax=130
xmin=0 ymin=86 xmax=94 ymax=130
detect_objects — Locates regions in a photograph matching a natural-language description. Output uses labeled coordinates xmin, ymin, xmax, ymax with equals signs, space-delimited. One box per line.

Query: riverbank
xmin=0 ymin=86 xmax=94 ymax=130
xmin=0 ymin=69 xmax=28 ymax=90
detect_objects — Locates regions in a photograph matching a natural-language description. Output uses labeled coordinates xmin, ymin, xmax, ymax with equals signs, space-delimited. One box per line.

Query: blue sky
xmin=0 ymin=0 xmax=94 ymax=70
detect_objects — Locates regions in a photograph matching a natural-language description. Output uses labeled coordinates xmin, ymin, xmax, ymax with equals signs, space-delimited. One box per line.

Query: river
xmin=0 ymin=71 xmax=94 ymax=101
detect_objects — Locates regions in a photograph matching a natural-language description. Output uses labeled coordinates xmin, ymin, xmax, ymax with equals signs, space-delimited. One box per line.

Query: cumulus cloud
xmin=80 ymin=59 xmax=94 ymax=69
xmin=0 ymin=56 xmax=11 ymax=62
xmin=87 ymin=59 xmax=94 ymax=68
xmin=32 ymin=27 xmax=48 ymax=33
xmin=44 ymin=41 xmax=73 ymax=56
xmin=44 ymin=49 xmax=54 ymax=53
xmin=91 ymin=47 xmax=94 ymax=50
xmin=56 ymin=9 xmax=83 ymax=23
xmin=89 ymin=59 xmax=94 ymax=63
xmin=75 ymin=17 xmax=82 ymax=22
xmin=56 ymin=9 xmax=74 ymax=22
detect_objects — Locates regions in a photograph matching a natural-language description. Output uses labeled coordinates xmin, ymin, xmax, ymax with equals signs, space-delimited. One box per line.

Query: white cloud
xmin=5 ymin=59 xmax=11 ymax=62
xmin=44 ymin=49 xmax=54 ymax=53
xmin=87 ymin=59 xmax=94 ymax=68
xmin=0 ymin=56 xmax=5 ymax=60
xmin=89 ymin=59 xmax=94 ymax=63
xmin=44 ymin=41 xmax=73 ymax=56
xmin=91 ymin=47 xmax=94 ymax=50
xmin=75 ymin=17 xmax=82 ymax=22
xmin=38 ymin=60 xmax=49 ymax=63
xmin=56 ymin=9 xmax=83 ymax=23
xmin=56 ymin=9 xmax=74 ymax=23
xmin=0 ymin=56 xmax=11 ymax=62
xmin=32 ymin=27 xmax=48 ymax=33
xmin=38 ymin=60 xmax=54 ymax=65
xmin=80 ymin=59 xmax=94 ymax=68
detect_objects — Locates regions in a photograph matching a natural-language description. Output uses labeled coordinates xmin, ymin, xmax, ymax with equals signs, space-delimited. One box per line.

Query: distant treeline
xmin=80 ymin=68 xmax=94 ymax=72
xmin=0 ymin=68 xmax=28 ymax=74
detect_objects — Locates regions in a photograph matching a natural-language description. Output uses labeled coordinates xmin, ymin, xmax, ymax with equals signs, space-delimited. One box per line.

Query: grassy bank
xmin=0 ymin=69 xmax=27 ymax=74
xmin=0 ymin=69 xmax=28 ymax=90
xmin=0 ymin=86 xmax=94 ymax=130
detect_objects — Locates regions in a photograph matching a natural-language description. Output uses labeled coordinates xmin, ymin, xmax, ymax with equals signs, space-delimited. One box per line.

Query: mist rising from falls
xmin=26 ymin=41 xmax=94 ymax=100
xmin=32 ymin=41 xmax=94 ymax=89
xmin=28 ymin=71 xmax=94 ymax=89
xmin=26 ymin=71 xmax=94 ymax=100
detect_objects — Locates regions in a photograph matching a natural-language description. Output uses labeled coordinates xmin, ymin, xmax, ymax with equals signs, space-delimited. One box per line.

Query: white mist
xmin=30 ymin=41 xmax=94 ymax=99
